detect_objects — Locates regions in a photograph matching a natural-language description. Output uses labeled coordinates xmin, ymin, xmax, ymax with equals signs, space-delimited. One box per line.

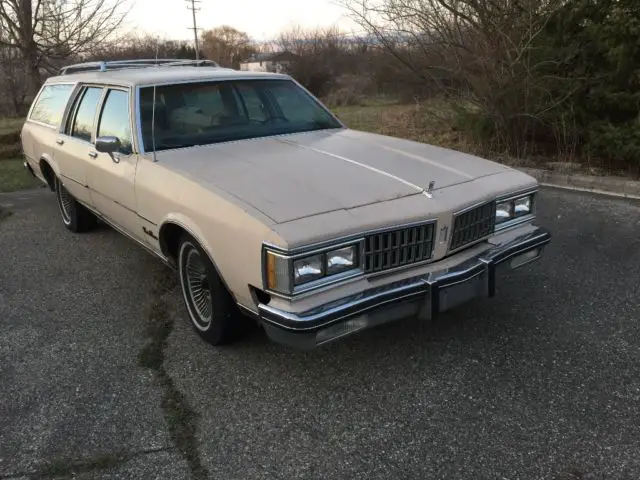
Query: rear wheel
xmin=178 ymin=234 xmax=242 ymax=345
xmin=55 ymin=176 xmax=96 ymax=233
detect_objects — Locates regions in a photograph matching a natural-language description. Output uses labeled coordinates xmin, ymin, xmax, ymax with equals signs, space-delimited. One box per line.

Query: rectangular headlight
xmin=514 ymin=196 xmax=531 ymax=215
xmin=293 ymin=254 xmax=324 ymax=285
xmin=326 ymin=246 xmax=356 ymax=275
xmin=496 ymin=193 xmax=534 ymax=225
xmin=264 ymin=242 xmax=362 ymax=295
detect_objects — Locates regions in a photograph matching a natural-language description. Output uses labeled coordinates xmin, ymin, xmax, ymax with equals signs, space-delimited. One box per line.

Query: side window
xmin=69 ymin=87 xmax=103 ymax=142
xmin=97 ymin=89 xmax=133 ymax=154
xmin=235 ymin=84 xmax=267 ymax=122
xmin=29 ymin=84 xmax=74 ymax=127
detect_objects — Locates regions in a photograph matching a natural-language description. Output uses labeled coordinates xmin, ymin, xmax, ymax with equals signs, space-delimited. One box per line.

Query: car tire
xmin=178 ymin=234 xmax=242 ymax=345
xmin=55 ymin=176 xmax=97 ymax=233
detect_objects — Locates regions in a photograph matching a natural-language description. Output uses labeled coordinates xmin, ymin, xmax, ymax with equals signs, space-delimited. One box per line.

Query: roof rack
xmin=58 ymin=59 xmax=220 ymax=75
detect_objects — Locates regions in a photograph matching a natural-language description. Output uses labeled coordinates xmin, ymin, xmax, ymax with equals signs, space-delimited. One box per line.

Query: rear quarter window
xmin=29 ymin=84 xmax=74 ymax=127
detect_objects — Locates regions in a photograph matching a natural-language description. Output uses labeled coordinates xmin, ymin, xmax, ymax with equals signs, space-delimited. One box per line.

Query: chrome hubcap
xmin=184 ymin=248 xmax=212 ymax=327
xmin=57 ymin=181 xmax=73 ymax=224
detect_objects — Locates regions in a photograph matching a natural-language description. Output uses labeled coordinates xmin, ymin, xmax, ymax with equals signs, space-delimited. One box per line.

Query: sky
xmin=125 ymin=0 xmax=359 ymax=42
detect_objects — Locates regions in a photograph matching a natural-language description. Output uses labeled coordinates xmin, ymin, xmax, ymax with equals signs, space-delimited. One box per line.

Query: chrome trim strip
xmin=258 ymin=226 xmax=551 ymax=333
xmin=135 ymin=86 xmax=145 ymax=154
xmin=496 ymin=187 xmax=538 ymax=202
xmin=265 ymin=218 xmax=438 ymax=256
xmin=25 ymin=119 xmax=57 ymax=130
xmin=494 ymin=213 xmax=536 ymax=232
xmin=26 ymin=81 xmax=77 ymax=126
xmin=78 ymin=200 xmax=172 ymax=267
xmin=452 ymin=198 xmax=494 ymax=216
xmin=262 ymin=218 xmax=438 ymax=299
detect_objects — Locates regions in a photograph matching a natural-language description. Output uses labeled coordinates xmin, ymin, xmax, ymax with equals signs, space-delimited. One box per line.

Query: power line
xmin=185 ymin=0 xmax=201 ymax=60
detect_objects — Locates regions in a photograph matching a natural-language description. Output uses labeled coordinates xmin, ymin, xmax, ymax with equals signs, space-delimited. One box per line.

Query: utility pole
xmin=186 ymin=0 xmax=201 ymax=60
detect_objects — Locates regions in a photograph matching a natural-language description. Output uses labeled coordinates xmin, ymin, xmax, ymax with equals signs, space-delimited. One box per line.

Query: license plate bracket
xmin=438 ymin=271 xmax=489 ymax=313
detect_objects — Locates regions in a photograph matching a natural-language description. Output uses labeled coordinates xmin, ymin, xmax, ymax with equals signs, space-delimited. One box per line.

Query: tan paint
xmin=22 ymin=67 xmax=542 ymax=317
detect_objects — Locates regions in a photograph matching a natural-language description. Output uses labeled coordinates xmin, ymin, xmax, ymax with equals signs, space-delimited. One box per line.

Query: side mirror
xmin=95 ymin=136 xmax=121 ymax=154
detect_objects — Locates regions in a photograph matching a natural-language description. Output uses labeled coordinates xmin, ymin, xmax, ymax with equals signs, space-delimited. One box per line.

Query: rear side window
xmin=69 ymin=87 xmax=103 ymax=142
xmin=29 ymin=84 xmax=74 ymax=127
xmin=97 ymin=89 xmax=133 ymax=154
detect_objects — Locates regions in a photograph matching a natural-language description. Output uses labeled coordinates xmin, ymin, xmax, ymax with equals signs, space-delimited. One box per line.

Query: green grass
xmin=0 ymin=117 xmax=23 ymax=136
xmin=0 ymin=158 xmax=41 ymax=192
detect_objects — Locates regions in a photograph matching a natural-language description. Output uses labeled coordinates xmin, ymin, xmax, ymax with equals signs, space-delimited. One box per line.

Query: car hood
xmin=157 ymin=128 xmax=512 ymax=224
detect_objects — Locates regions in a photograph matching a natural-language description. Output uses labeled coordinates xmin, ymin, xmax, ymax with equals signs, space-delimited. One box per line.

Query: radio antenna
xmin=152 ymin=43 xmax=159 ymax=162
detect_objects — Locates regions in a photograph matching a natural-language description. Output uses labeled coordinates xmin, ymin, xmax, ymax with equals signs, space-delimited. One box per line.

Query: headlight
xmin=265 ymin=243 xmax=361 ymax=295
xmin=326 ymin=246 xmax=356 ymax=275
xmin=514 ymin=196 xmax=531 ymax=214
xmin=293 ymin=255 xmax=324 ymax=285
xmin=495 ymin=193 xmax=535 ymax=225
xmin=496 ymin=201 xmax=513 ymax=222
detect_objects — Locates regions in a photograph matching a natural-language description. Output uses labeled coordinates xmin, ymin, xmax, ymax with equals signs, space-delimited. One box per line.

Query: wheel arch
xmin=38 ymin=154 xmax=58 ymax=191
xmin=158 ymin=217 xmax=238 ymax=302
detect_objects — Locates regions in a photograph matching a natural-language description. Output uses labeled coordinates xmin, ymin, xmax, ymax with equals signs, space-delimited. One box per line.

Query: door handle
xmin=56 ymin=139 xmax=64 ymax=145
xmin=88 ymin=151 xmax=98 ymax=158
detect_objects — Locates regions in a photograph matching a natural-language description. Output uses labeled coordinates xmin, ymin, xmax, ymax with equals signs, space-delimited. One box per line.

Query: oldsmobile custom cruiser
xmin=20 ymin=59 xmax=551 ymax=349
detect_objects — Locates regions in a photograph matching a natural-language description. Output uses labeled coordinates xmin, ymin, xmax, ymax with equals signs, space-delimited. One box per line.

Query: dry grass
xmin=332 ymin=99 xmax=481 ymax=156
xmin=330 ymin=99 xmax=635 ymax=177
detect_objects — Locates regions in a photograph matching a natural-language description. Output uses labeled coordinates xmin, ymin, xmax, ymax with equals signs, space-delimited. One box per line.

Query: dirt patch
xmin=138 ymin=267 xmax=210 ymax=480
xmin=37 ymin=452 xmax=125 ymax=478
xmin=0 ymin=206 xmax=12 ymax=222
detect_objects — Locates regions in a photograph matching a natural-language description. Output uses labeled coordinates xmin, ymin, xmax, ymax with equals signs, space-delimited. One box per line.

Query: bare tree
xmin=0 ymin=0 xmax=130 ymax=97
xmin=200 ymin=26 xmax=256 ymax=68
xmin=340 ymin=0 xmax=575 ymax=155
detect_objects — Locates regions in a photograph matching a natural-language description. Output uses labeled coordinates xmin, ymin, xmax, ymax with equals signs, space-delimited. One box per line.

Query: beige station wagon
xmin=21 ymin=59 xmax=551 ymax=349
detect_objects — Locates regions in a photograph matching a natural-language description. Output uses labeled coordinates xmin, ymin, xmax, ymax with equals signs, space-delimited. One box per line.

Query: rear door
xmin=54 ymin=85 xmax=104 ymax=205
xmin=85 ymin=87 xmax=140 ymax=238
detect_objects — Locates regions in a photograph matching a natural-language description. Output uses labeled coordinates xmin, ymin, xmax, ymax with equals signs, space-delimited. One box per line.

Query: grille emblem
xmin=439 ymin=225 xmax=449 ymax=244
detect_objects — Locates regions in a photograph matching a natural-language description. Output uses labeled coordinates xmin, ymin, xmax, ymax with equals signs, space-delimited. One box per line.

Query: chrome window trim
xmin=24 ymin=119 xmax=58 ymax=130
xmin=95 ymin=86 xmax=136 ymax=154
xmin=135 ymin=86 xmax=145 ymax=155
xmin=26 ymin=82 xmax=77 ymax=129
xmin=134 ymin=76 xmax=345 ymax=156
xmin=59 ymin=84 xmax=106 ymax=144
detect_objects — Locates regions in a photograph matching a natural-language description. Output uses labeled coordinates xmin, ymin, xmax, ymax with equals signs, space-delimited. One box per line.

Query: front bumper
xmin=258 ymin=226 xmax=551 ymax=349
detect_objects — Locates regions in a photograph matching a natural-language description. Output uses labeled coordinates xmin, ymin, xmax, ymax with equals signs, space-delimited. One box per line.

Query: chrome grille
xmin=450 ymin=202 xmax=496 ymax=251
xmin=364 ymin=223 xmax=435 ymax=274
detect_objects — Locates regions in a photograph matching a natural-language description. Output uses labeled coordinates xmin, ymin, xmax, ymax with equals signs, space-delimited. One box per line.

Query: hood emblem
xmin=425 ymin=181 xmax=436 ymax=198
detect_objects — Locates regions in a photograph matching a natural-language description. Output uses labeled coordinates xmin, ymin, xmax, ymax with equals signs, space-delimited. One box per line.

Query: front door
xmin=86 ymin=88 xmax=141 ymax=239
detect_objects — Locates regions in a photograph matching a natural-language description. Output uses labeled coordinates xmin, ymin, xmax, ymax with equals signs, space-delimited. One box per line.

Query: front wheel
xmin=55 ymin=176 xmax=96 ymax=233
xmin=178 ymin=234 xmax=242 ymax=345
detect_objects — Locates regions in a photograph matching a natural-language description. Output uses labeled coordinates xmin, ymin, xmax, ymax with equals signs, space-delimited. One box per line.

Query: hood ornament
xmin=425 ymin=181 xmax=436 ymax=198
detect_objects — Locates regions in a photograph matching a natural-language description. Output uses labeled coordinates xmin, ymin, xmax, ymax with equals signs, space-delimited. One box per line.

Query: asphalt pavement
xmin=1 ymin=186 xmax=639 ymax=480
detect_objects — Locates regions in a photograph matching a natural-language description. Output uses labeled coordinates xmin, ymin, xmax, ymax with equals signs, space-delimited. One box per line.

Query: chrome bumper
xmin=258 ymin=227 xmax=551 ymax=349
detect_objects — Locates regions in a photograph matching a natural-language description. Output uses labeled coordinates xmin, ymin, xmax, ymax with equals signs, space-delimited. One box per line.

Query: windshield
xmin=139 ymin=79 xmax=342 ymax=151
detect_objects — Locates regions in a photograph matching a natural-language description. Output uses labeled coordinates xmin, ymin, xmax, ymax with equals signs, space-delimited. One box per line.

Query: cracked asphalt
xmin=1 ymin=186 xmax=639 ymax=479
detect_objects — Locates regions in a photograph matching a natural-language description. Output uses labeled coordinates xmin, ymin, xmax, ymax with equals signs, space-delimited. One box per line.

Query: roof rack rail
xmin=58 ymin=59 xmax=220 ymax=75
